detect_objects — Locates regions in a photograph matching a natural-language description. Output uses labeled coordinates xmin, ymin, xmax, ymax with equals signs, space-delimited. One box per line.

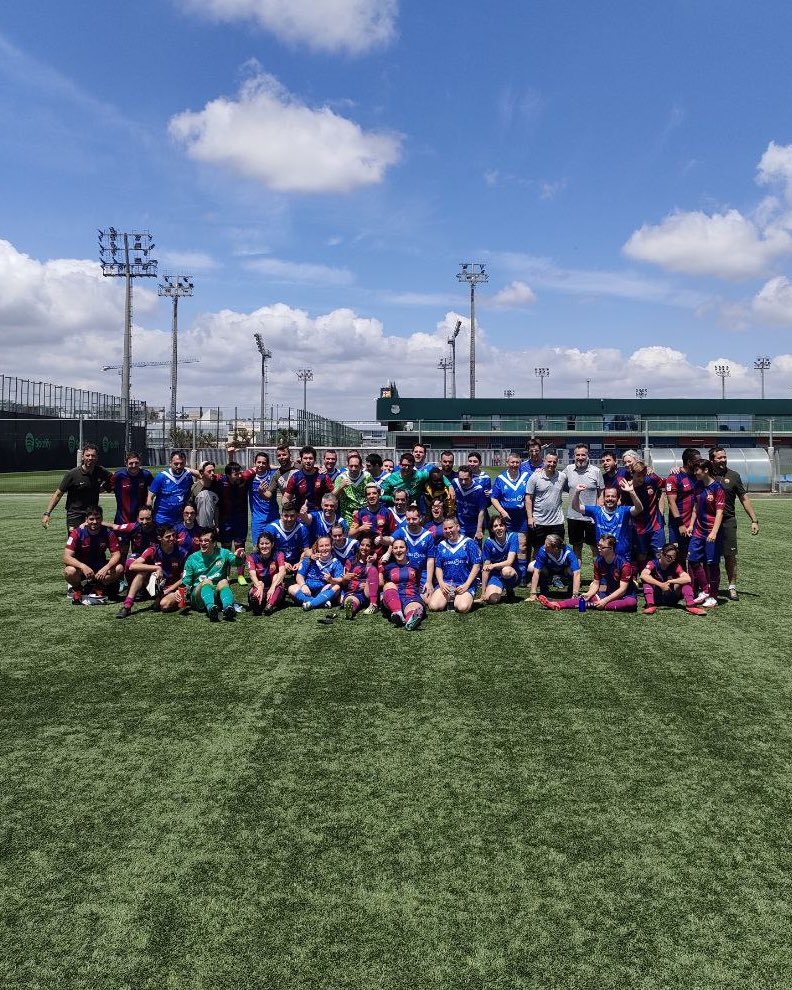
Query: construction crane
xmin=102 ymin=359 xmax=199 ymax=372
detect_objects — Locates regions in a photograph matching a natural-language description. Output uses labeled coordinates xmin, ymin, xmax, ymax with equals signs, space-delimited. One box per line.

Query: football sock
xmin=199 ymin=583 xmax=216 ymax=611
xmin=382 ymin=588 xmax=402 ymax=615
xmin=219 ymin=585 xmax=234 ymax=610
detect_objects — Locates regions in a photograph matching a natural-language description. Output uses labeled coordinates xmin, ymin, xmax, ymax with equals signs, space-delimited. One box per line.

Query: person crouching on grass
xmin=477 ymin=515 xmax=519 ymax=605
xmin=640 ymin=543 xmax=707 ymax=616
xmin=527 ymin=533 xmax=581 ymax=603
xmin=379 ymin=537 xmax=427 ymax=630
xmin=538 ymin=534 xmax=637 ymax=612
xmin=246 ymin=532 xmax=286 ymax=616
xmin=116 ymin=523 xmax=189 ymax=618
xmin=288 ymin=535 xmax=344 ymax=610
xmin=63 ymin=505 xmax=123 ymax=604
xmin=181 ymin=529 xmax=242 ymax=622
xmin=339 ymin=532 xmax=380 ymax=619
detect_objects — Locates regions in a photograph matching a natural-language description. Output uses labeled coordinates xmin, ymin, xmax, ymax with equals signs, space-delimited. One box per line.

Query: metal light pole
xmin=438 ymin=357 xmax=452 ymax=399
xmin=535 ymin=367 xmax=550 ymax=399
xmin=715 ymin=364 xmax=730 ymax=400
xmin=254 ymin=333 xmax=272 ymax=443
xmin=456 ymin=263 xmax=489 ymax=398
xmin=503 ymin=389 xmax=515 ymax=399
xmin=754 ymin=356 xmax=771 ymax=399
xmin=296 ymin=368 xmax=313 ymax=446
xmin=448 ymin=319 xmax=462 ymax=399
xmin=635 ymin=388 xmax=648 ymax=399
xmin=158 ymin=274 xmax=194 ymax=442
xmin=99 ymin=228 xmax=157 ymax=452
xmin=586 ymin=378 xmax=591 ymax=399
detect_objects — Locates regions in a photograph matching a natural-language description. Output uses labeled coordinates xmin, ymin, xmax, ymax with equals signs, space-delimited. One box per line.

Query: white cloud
xmin=757 ymin=141 xmax=792 ymax=203
xmin=168 ymin=71 xmax=402 ymax=194
xmin=752 ymin=275 xmax=792 ymax=325
xmin=490 ymin=280 xmax=537 ymax=308
xmin=243 ymin=256 xmax=354 ymax=286
xmin=623 ymin=209 xmax=792 ymax=280
xmin=177 ymin=0 xmax=397 ymax=54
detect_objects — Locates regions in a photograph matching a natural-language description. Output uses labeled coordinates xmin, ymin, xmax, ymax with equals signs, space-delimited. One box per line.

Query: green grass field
xmin=2 ymin=494 xmax=792 ymax=989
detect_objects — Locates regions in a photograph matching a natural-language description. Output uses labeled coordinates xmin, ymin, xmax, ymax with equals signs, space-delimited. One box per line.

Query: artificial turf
xmin=1 ymin=494 xmax=791 ymax=989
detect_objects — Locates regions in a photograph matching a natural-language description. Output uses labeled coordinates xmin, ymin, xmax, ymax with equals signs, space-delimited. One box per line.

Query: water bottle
xmin=578 ymin=596 xmax=586 ymax=612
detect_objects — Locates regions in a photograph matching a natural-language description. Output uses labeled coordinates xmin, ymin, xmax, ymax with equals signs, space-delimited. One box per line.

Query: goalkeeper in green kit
xmin=182 ymin=529 xmax=242 ymax=621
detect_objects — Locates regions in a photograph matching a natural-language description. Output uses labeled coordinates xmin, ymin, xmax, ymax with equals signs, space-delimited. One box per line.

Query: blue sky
xmin=3 ymin=1 xmax=792 ymax=418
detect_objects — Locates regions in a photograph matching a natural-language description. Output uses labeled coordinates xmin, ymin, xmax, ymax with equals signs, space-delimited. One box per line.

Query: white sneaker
xmin=702 ymin=596 xmax=718 ymax=608
xmin=692 ymin=592 xmax=708 ymax=605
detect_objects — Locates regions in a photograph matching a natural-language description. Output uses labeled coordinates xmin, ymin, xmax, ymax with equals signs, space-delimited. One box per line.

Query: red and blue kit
xmin=593 ymin=554 xmax=634 ymax=596
xmin=353 ymin=504 xmax=395 ymax=539
xmin=174 ymin=524 xmax=199 ymax=555
xmin=425 ymin=520 xmax=445 ymax=545
xmin=110 ymin=468 xmax=154 ymax=524
xmin=380 ymin=562 xmax=422 ymax=608
xmin=285 ymin=470 xmax=334 ymax=511
xmin=631 ymin=472 xmax=665 ymax=557
xmin=138 ymin=543 xmax=188 ymax=583
xmin=688 ymin=481 xmax=726 ymax=566
xmin=66 ymin=525 xmax=120 ymax=570
xmin=116 ymin=522 xmax=157 ymax=569
xmin=246 ymin=549 xmax=285 ymax=589
xmin=605 ymin=466 xmax=630 ymax=491
xmin=665 ymin=470 xmax=697 ymax=538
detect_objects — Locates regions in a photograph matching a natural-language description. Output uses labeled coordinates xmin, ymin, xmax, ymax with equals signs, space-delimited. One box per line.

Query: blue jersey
xmin=263 ymin=519 xmax=310 ymax=565
xmin=491 ymin=470 xmax=531 ymax=512
xmin=472 ymin=471 xmax=492 ymax=498
xmin=451 ymin=479 xmax=488 ymax=536
xmin=247 ymin=469 xmax=279 ymax=525
xmin=298 ymin=555 xmax=344 ymax=585
xmin=594 ymin=554 xmax=634 ymax=595
xmin=307 ymin=511 xmax=348 ymax=543
xmin=533 ymin=544 xmax=580 ymax=576
xmin=149 ymin=468 xmax=194 ymax=525
xmin=435 ymin=536 xmax=482 ymax=586
xmin=583 ymin=504 xmax=634 ymax=559
xmin=482 ymin=532 xmax=519 ymax=565
xmin=331 ymin=536 xmax=359 ymax=566
xmin=520 ymin=458 xmax=543 ymax=475
xmin=392 ymin=525 xmax=435 ymax=578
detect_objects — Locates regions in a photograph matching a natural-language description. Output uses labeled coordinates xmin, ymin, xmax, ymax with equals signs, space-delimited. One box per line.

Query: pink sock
xmin=347 ymin=596 xmax=362 ymax=615
xmin=643 ymin=585 xmax=656 ymax=606
xmin=382 ymin=588 xmax=402 ymax=615
xmin=366 ymin=565 xmax=380 ymax=604
xmin=691 ymin=563 xmax=709 ymax=596
xmin=605 ymin=596 xmax=637 ymax=611
xmin=267 ymin=586 xmax=284 ymax=609
xmin=554 ymin=597 xmax=580 ymax=609
xmin=680 ymin=584 xmax=695 ymax=606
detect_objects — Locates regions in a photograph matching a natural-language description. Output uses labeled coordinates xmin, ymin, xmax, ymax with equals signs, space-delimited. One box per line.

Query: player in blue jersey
xmin=288 ymin=535 xmax=344 ymax=610
xmin=116 ymin=523 xmax=189 ymax=617
xmin=392 ymin=503 xmax=436 ymax=599
xmin=329 ymin=523 xmax=359 ymax=567
xmin=147 ymin=450 xmax=197 ymax=526
xmin=527 ymin=534 xmax=581 ymax=601
xmin=490 ymin=452 xmax=531 ymax=582
xmin=539 ymin=535 xmax=637 ymax=611
xmin=109 ymin=452 xmax=154 ymax=524
xmin=467 ymin=451 xmax=492 ymax=500
xmin=263 ymin=505 xmax=310 ymax=575
xmin=573 ymin=480 xmax=642 ymax=560
xmin=478 ymin=515 xmax=519 ymax=604
xmin=429 ymin=516 xmax=482 ymax=614
xmin=451 ymin=465 xmax=488 ymax=540
xmin=304 ymin=493 xmax=348 ymax=544
xmin=520 ymin=437 xmax=544 ymax=475
xmin=246 ymin=451 xmax=280 ymax=543
xmin=63 ymin=506 xmax=123 ymax=604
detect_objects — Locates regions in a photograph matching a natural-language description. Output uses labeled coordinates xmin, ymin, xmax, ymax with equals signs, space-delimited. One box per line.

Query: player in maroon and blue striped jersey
xmin=687 ymin=458 xmax=725 ymax=607
xmin=629 ymin=461 xmax=666 ymax=570
xmin=664 ymin=447 xmax=700 ymax=566
xmin=284 ymin=446 xmax=335 ymax=512
xmin=174 ymin=504 xmax=200 ymax=555
xmin=320 ymin=449 xmax=343 ymax=483
xmin=113 ymin=506 xmax=159 ymax=576
xmin=640 ymin=543 xmax=706 ymax=615
xmin=214 ymin=461 xmax=250 ymax=584
xmin=116 ymin=523 xmax=189 ymax=617
xmin=538 ymin=535 xmax=637 ymax=611
xmin=109 ymin=452 xmax=154 ymax=524
xmin=339 ymin=533 xmax=379 ymax=618
xmin=392 ymin=504 xmax=436 ymax=597
xmin=350 ymin=483 xmax=396 ymax=551
xmin=379 ymin=538 xmax=426 ymax=630
xmin=246 ymin=532 xmax=286 ymax=615
xmin=63 ymin=506 xmax=123 ymax=603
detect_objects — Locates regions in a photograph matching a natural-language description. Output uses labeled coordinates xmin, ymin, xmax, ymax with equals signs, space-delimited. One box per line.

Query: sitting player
xmin=379 ymin=537 xmax=427 ymax=630
xmin=288 ymin=535 xmax=344 ymax=610
xmin=329 ymin=522 xmax=359 ymax=567
xmin=174 ymin=503 xmax=200 ymax=555
xmin=538 ymin=534 xmax=637 ymax=611
xmin=63 ymin=505 xmax=123 ymax=604
xmin=392 ymin=503 xmax=436 ymax=601
xmin=640 ymin=543 xmax=706 ymax=615
xmin=428 ymin=516 xmax=482 ymax=614
xmin=478 ymin=515 xmax=519 ymax=604
xmin=117 ymin=523 xmax=189 ymax=617
xmin=246 ymin=532 xmax=286 ymax=616
xmin=527 ymin=534 xmax=581 ymax=602
xmin=181 ymin=529 xmax=242 ymax=622
xmin=113 ymin=505 xmax=158 ymax=591
xmin=339 ymin=533 xmax=379 ymax=619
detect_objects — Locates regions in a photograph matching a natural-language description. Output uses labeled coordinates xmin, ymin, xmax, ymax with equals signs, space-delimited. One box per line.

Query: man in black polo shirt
xmin=42 ymin=443 xmax=111 ymax=531
xmin=709 ymin=446 xmax=760 ymax=601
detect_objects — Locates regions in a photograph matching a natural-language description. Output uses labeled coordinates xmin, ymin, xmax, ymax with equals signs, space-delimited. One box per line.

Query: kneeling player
xmin=339 ymin=533 xmax=379 ymax=619
xmin=379 ymin=537 xmax=426 ymax=630
xmin=246 ymin=532 xmax=286 ymax=615
xmin=288 ymin=535 xmax=344 ymax=610
xmin=428 ymin=516 xmax=482 ymax=614
xmin=117 ymin=523 xmax=188 ymax=617
xmin=640 ymin=543 xmax=706 ymax=615
xmin=182 ymin=529 xmax=241 ymax=621
xmin=539 ymin=535 xmax=637 ymax=611
xmin=64 ymin=506 xmax=123 ymax=603
xmin=478 ymin=515 xmax=519 ymax=604
xmin=527 ymin=534 xmax=581 ymax=602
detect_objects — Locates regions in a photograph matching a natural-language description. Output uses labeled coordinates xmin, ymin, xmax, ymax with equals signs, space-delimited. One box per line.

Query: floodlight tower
xmin=254 ymin=333 xmax=273 ymax=442
xmin=158 ymin=274 xmax=194 ymax=441
xmin=503 ymin=389 xmax=515 ymax=399
xmin=635 ymin=388 xmax=648 ymax=399
xmin=586 ymin=378 xmax=591 ymax=398
xmin=715 ymin=364 xmax=730 ymax=399
xmin=535 ymin=367 xmax=550 ymax=399
xmin=754 ymin=356 xmax=771 ymax=399
xmin=456 ymin=263 xmax=489 ymax=398
xmin=296 ymin=368 xmax=313 ymax=445
xmin=447 ymin=320 xmax=462 ymax=399
xmin=438 ymin=357 xmax=452 ymax=399
xmin=99 ymin=228 xmax=157 ymax=451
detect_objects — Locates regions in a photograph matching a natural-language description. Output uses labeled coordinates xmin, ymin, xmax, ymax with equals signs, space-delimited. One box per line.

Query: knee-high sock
xmin=708 ymin=563 xmax=721 ymax=598
xmin=382 ymin=587 xmax=403 ymax=617
xmin=680 ymin=584 xmax=695 ymax=606
xmin=293 ymin=587 xmax=312 ymax=604
xmin=643 ymin=584 xmax=656 ymax=606
xmin=604 ymin=596 xmax=637 ymax=611
xmin=267 ymin=585 xmax=284 ymax=609
xmin=691 ymin=563 xmax=709 ymax=596
xmin=219 ymin=585 xmax=234 ymax=609
xmin=366 ymin=565 xmax=379 ymax=603
xmin=517 ymin=553 xmax=527 ymax=583
xmin=311 ymin=585 xmax=337 ymax=609
xmin=553 ymin=597 xmax=580 ymax=609
xmin=200 ymin=582 xmax=216 ymax=611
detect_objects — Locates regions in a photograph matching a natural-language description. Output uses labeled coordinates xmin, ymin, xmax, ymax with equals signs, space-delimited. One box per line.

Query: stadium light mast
xmin=503 ymin=389 xmax=515 ymax=399
xmin=715 ymin=364 xmax=731 ymax=399
xmin=456 ymin=263 xmax=488 ymax=398
xmin=296 ymin=368 xmax=313 ymax=445
xmin=254 ymin=333 xmax=273 ymax=442
xmin=158 ymin=274 xmax=194 ymax=442
xmin=438 ymin=357 xmax=452 ymax=399
xmin=586 ymin=378 xmax=591 ymax=398
xmin=535 ymin=367 xmax=550 ymax=400
xmin=448 ymin=319 xmax=462 ymax=399
xmin=635 ymin=388 xmax=648 ymax=399
xmin=99 ymin=228 xmax=157 ymax=452
xmin=754 ymin=356 xmax=771 ymax=399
